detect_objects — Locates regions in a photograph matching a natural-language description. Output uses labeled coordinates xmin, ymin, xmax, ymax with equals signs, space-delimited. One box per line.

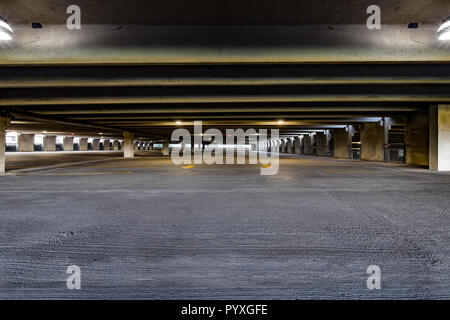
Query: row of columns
xmin=258 ymin=132 xmax=329 ymax=156
xmin=11 ymin=135 xmax=124 ymax=152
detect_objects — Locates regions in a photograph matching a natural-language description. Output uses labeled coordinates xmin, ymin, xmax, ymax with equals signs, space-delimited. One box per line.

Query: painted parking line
xmin=182 ymin=165 xmax=195 ymax=169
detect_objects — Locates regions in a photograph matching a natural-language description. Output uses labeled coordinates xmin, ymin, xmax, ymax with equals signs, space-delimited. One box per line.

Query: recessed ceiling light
xmin=176 ymin=121 xmax=182 ymax=125
xmin=438 ymin=17 xmax=450 ymax=40
xmin=277 ymin=120 xmax=284 ymax=125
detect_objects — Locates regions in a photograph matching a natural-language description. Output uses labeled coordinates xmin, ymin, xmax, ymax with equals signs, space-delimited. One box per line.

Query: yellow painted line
xmin=39 ymin=171 xmax=133 ymax=176
xmin=260 ymin=164 xmax=271 ymax=168
xmin=182 ymin=165 xmax=195 ymax=169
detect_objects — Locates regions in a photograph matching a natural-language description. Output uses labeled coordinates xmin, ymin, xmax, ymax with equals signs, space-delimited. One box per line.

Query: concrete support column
xmin=18 ymin=134 xmax=34 ymax=152
xmin=316 ymin=132 xmax=328 ymax=156
xmin=281 ymin=140 xmax=287 ymax=153
xmin=303 ymin=135 xmax=312 ymax=155
xmin=43 ymin=136 xmax=57 ymax=152
xmin=63 ymin=137 xmax=74 ymax=151
xmin=294 ymin=137 xmax=301 ymax=154
xmin=334 ymin=128 xmax=353 ymax=159
xmin=92 ymin=139 xmax=101 ymax=151
xmin=286 ymin=138 xmax=293 ymax=154
xmin=430 ymin=105 xmax=450 ymax=171
xmin=406 ymin=113 xmax=429 ymax=167
xmin=361 ymin=122 xmax=384 ymax=161
xmin=123 ymin=132 xmax=135 ymax=158
xmin=79 ymin=138 xmax=89 ymax=151
xmin=103 ymin=139 xmax=111 ymax=151
xmin=0 ymin=117 xmax=6 ymax=174
xmin=162 ymin=140 xmax=170 ymax=155
xmin=113 ymin=140 xmax=120 ymax=151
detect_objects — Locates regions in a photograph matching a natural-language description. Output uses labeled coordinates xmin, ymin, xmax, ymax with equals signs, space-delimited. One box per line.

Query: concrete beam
xmin=123 ymin=132 xmax=135 ymax=158
xmin=429 ymin=105 xmax=450 ymax=171
xmin=361 ymin=123 xmax=384 ymax=161
xmin=18 ymin=134 xmax=34 ymax=152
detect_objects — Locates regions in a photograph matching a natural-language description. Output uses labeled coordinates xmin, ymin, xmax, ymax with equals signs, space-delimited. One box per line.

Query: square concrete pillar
xmin=92 ymin=139 xmax=101 ymax=151
xmin=334 ymin=128 xmax=352 ymax=159
xmin=361 ymin=122 xmax=384 ymax=161
xmin=112 ymin=140 xmax=119 ymax=151
xmin=281 ymin=140 xmax=286 ymax=153
xmin=18 ymin=134 xmax=35 ymax=152
xmin=123 ymin=132 xmax=135 ymax=158
xmin=316 ymin=132 xmax=329 ymax=156
xmin=0 ymin=117 xmax=6 ymax=174
xmin=430 ymin=105 xmax=450 ymax=171
xmin=43 ymin=136 xmax=57 ymax=152
xmin=406 ymin=113 xmax=429 ymax=167
xmin=303 ymin=135 xmax=312 ymax=155
xmin=63 ymin=137 xmax=74 ymax=151
xmin=79 ymin=138 xmax=88 ymax=151
xmin=286 ymin=139 xmax=293 ymax=154
xmin=163 ymin=141 xmax=170 ymax=155
xmin=103 ymin=139 xmax=111 ymax=151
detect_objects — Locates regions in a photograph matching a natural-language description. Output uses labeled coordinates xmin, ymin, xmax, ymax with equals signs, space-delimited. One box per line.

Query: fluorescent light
xmin=0 ymin=30 xmax=11 ymax=41
xmin=438 ymin=20 xmax=450 ymax=33
xmin=175 ymin=121 xmax=182 ymax=125
xmin=277 ymin=120 xmax=284 ymax=125
xmin=439 ymin=31 xmax=450 ymax=41
xmin=0 ymin=20 xmax=12 ymax=33
xmin=438 ymin=18 xmax=450 ymax=41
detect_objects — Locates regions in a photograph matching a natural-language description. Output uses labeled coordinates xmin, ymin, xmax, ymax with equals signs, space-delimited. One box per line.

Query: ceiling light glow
xmin=0 ymin=18 xmax=12 ymax=41
xmin=438 ymin=18 xmax=450 ymax=41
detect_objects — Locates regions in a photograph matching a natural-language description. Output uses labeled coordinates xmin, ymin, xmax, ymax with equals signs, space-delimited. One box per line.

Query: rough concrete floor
xmin=0 ymin=152 xmax=449 ymax=299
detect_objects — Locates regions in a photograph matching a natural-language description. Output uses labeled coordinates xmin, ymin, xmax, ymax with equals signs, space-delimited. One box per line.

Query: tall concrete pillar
xmin=334 ymin=128 xmax=353 ymax=159
xmin=316 ymin=132 xmax=329 ymax=156
xmin=303 ymin=135 xmax=312 ymax=155
xmin=103 ymin=139 xmax=111 ymax=151
xmin=92 ymin=139 xmax=101 ymax=151
xmin=63 ymin=137 xmax=74 ymax=151
xmin=162 ymin=140 xmax=170 ymax=155
xmin=286 ymin=138 xmax=293 ymax=154
xmin=113 ymin=140 xmax=120 ymax=151
xmin=0 ymin=117 xmax=6 ymax=174
xmin=406 ymin=113 xmax=429 ymax=167
xmin=361 ymin=122 xmax=384 ymax=161
xmin=79 ymin=138 xmax=88 ymax=151
xmin=43 ymin=136 xmax=57 ymax=152
xmin=429 ymin=105 xmax=450 ymax=171
xmin=280 ymin=140 xmax=286 ymax=153
xmin=18 ymin=134 xmax=34 ymax=152
xmin=123 ymin=132 xmax=135 ymax=158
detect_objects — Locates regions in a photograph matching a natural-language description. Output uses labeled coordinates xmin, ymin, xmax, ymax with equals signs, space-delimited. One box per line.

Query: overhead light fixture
xmin=438 ymin=17 xmax=450 ymax=40
xmin=175 ymin=121 xmax=182 ymax=125
xmin=277 ymin=120 xmax=284 ymax=125
xmin=0 ymin=17 xmax=13 ymax=41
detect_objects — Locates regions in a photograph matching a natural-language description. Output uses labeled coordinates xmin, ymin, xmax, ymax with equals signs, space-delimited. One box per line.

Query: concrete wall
xmin=334 ymin=128 xmax=352 ymax=159
xmin=18 ymin=134 xmax=34 ymax=152
xmin=361 ymin=123 xmax=384 ymax=161
xmin=430 ymin=105 xmax=450 ymax=171
xmin=43 ymin=136 xmax=56 ymax=152
xmin=406 ymin=113 xmax=429 ymax=167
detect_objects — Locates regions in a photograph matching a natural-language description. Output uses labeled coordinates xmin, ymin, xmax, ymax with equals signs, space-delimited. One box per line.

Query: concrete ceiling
xmin=1 ymin=1 xmax=449 ymax=139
